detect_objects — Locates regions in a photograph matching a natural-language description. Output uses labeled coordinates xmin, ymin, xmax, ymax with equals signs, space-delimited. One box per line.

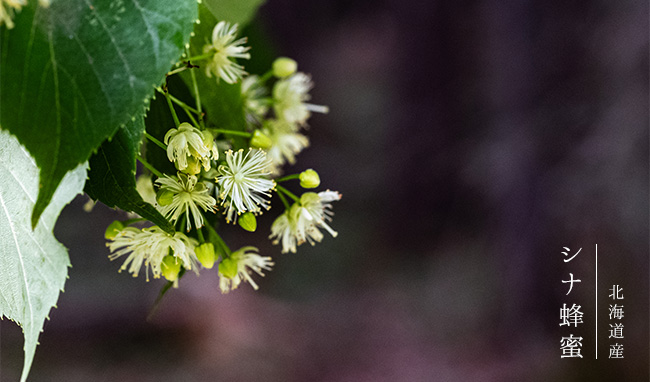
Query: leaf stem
xmin=259 ymin=69 xmax=274 ymax=83
xmin=190 ymin=66 xmax=205 ymax=129
xmin=197 ymin=226 xmax=205 ymax=243
xmin=166 ymin=66 xmax=187 ymax=77
xmin=156 ymin=87 xmax=200 ymax=127
xmin=275 ymin=173 xmax=300 ymax=183
xmin=277 ymin=188 xmax=290 ymax=209
xmin=167 ymin=96 xmax=181 ymax=127
xmin=155 ymin=86 xmax=181 ymax=127
xmin=136 ymin=155 xmax=163 ymax=178
xmin=211 ymin=128 xmax=252 ymax=138
xmin=276 ymin=184 xmax=300 ymax=203
xmin=186 ymin=52 xmax=214 ymax=62
xmin=184 ymin=107 xmax=200 ymax=127
xmin=145 ymin=132 xmax=167 ymax=151
xmin=170 ymin=96 xmax=199 ymax=127
xmin=167 ymin=92 xmax=200 ymax=115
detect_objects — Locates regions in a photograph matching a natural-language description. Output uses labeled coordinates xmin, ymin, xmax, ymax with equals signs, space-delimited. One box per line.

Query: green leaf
xmin=0 ymin=0 xmax=198 ymax=228
xmin=186 ymin=68 xmax=247 ymax=133
xmin=85 ymin=116 xmax=174 ymax=233
xmin=0 ymin=130 xmax=87 ymax=382
xmin=203 ymin=0 xmax=266 ymax=26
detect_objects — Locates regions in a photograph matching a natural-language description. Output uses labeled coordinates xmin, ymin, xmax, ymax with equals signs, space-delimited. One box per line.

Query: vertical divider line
xmin=596 ymin=243 xmax=598 ymax=360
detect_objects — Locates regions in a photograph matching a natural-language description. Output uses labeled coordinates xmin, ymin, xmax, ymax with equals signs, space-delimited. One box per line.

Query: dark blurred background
xmin=2 ymin=0 xmax=648 ymax=381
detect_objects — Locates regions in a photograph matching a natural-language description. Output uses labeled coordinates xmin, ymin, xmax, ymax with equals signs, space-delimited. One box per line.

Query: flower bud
xmin=272 ymin=57 xmax=298 ymax=78
xmin=104 ymin=220 xmax=125 ymax=240
xmin=177 ymin=155 xmax=202 ymax=175
xmin=156 ymin=189 xmax=174 ymax=206
xmin=250 ymin=130 xmax=272 ymax=149
xmin=238 ymin=212 xmax=257 ymax=232
xmin=201 ymin=129 xmax=218 ymax=157
xmin=195 ymin=243 xmax=216 ymax=269
xmin=218 ymin=258 xmax=237 ymax=279
xmin=299 ymin=169 xmax=320 ymax=189
xmin=201 ymin=129 xmax=215 ymax=147
xmin=300 ymin=192 xmax=320 ymax=206
xmin=289 ymin=202 xmax=302 ymax=220
xmin=161 ymin=255 xmax=181 ymax=281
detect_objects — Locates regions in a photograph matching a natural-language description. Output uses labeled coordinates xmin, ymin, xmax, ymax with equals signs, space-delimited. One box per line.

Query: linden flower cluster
xmin=242 ymin=58 xmax=330 ymax=175
xmin=104 ymin=20 xmax=340 ymax=295
xmin=269 ymin=191 xmax=342 ymax=254
xmin=107 ymin=226 xmax=199 ymax=282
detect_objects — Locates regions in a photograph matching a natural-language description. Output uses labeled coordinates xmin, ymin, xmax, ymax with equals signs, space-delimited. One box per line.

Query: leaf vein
xmin=131 ymin=0 xmax=159 ymax=68
xmin=0 ymin=192 xmax=34 ymax=326
xmin=62 ymin=28 xmax=116 ymax=116
xmin=81 ymin=0 xmax=136 ymax=96
xmin=57 ymin=65 xmax=97 ymax=126
xmin=47 ymin=29 xmax=62 ymax=185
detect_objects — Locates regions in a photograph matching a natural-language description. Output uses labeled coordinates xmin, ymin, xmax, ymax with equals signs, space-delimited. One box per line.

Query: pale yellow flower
xmin=203 ymin=21 xmax=251 ymax=84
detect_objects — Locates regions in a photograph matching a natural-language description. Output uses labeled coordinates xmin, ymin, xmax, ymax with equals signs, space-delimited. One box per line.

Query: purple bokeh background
xmin=2 ymin=0 xmax=648 ymax=381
